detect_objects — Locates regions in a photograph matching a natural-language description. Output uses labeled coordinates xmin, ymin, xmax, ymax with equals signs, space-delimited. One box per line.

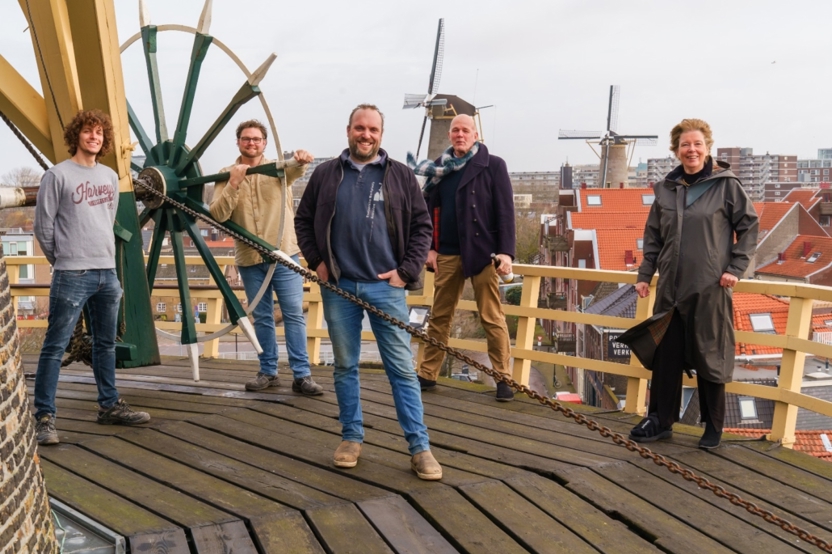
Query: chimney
xmin=778 ymin=252 xmax=785 ymax=264
xmin=619 ymin=182 xmax=624 ymax=189
xmin=581 ymin=182 xmax=587 ymax=189
xmin=648 ymin=182 xmax=654 ymax=188
xmin=624 ymin=250 xmax=634 ymax=265
xmin=803 ymin=241 xmax=812 ymax=258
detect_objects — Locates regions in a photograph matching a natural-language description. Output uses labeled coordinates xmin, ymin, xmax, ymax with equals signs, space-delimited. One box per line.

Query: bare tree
xmin=0 ymin=167 xmax=42 ymax=231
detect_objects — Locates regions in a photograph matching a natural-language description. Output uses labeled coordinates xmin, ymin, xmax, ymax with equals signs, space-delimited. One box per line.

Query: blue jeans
xmin=322 ymin=277 xmax=430 ymax=455
xmin=34 ymin=269 xmax=122 ymax=419
xmin=238 ymin=257 xmax=310 ymax=379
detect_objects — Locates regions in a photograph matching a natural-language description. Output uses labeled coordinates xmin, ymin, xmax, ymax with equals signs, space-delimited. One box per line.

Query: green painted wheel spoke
xmin=131 ymin=160 xmax=144 ymax=174
xmin=181 ymin=197 xmax=276 ymax=255
xmin=166 ymin=212 xmax=198 ymax=344
xmin=177 ymin=212 xmax=247 ymax=322
xmin=179 ymin=162 xmax=285 ymax=187
xmin=138 ymin=205 xmax=157 ymax=228
xmin=175 ymin=82 xmax=261 ymax=174
xmin=145 ymin=212 xmax=166 ymax=286
xmin=141 ymin=25 xmax=169 ymax=143
xmin=171 ymin=32 xmax=214 ymax=166
xmin=127 ymin=101 xmax=157 ymax=163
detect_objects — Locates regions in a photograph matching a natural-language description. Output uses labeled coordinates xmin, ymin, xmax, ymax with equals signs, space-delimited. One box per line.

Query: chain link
xmin=133 ymin=177 xmax=832 ymax=551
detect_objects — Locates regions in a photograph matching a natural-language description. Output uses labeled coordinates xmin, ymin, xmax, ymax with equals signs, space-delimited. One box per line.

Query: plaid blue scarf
xmin=407 ymin=143 xmax=479 ymax=193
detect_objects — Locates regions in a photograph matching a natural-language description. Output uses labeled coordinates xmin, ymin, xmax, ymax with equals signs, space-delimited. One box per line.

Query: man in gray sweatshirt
xmin=33 ymin=109 xmax=150 ymax=446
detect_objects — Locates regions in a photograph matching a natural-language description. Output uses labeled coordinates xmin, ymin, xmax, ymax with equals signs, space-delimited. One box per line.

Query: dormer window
xmin=750 ymin=313 xmax=775 ymax=334
xmin=586 ymin=195 xmax=602 ymax=206
xmin=642 ymin=194 xmax=655 ymax=205
xmin=807 ymin=252 xmax=822 ymax=263
xmin=738 ymin=397 xmax=758 ymax=420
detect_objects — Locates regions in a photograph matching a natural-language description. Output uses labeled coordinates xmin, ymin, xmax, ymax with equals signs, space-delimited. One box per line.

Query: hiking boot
xmin=496 ymin=381 xmax=515 ymax=402
xmin=292 ymin=376 xmax=324 ymax=396
xmin=411 ymin=450 xmax=442 ymax=481
xmin=629 ymin=414 xmax=672 ymax=443
xmin=245 ymin=372 xmax=280 ymax=391
xmin=333 ymin=440 xmax=362 ymax=468
xmin=699 ymin=422 xmax=722 ymax=450
xmin=97 ymin=399 xmax=151 ymax=426
xmin=418 ymin=375 xmax=436 ymax=391
xmin=35 ymin=414 xmax=59 ymax=446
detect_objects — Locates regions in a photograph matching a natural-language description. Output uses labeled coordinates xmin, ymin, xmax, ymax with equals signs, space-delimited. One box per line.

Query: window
xmin=156 ymin=302 xmax=166 ymax=312
xmin=641 ymin=194 xmax=655 ymax=205
xmin=197 ymin=302 xmax=207 ymax=313
xmin=19 ymin=265 xmax=29 ymax=279
xmin=738 ymin=397 xmax=758 ymax=420
xmin=586 ymin=195 xmax=602 ymax=206
xmin=637 ymin=238 xmax=644 ymax=250
xmin=578 ymin=259 xmax=587 ymax=268
xmin=749 ymin=313 xmax=775 ymax=333
xmin=808 ymin=252 xmax=822 ymax=263
xmin=176 ymin=303 xmax=182 ymax=313
xmin=17 ymin=242 xmax=27 ymax=256
xmin=201 ymin=229 xmax=209 ymax=237
xmin=9 ymin=243 xmax=17 ymax=255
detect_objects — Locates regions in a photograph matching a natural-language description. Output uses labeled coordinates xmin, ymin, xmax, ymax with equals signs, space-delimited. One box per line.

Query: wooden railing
xmin=7 ymin=255 xmax=832 ymax=449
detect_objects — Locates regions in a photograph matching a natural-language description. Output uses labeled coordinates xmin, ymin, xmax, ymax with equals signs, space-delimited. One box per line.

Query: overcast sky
xmin=1 ymin=1 xmax=830 ymax=179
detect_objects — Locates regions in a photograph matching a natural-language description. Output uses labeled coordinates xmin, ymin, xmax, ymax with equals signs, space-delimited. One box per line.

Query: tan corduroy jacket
xmin=209 ymin=156 xmax=306 ymax=267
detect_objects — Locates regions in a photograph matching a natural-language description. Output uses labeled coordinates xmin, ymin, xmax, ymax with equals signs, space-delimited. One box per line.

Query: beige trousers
xmin=419 ymin=255 xmax=511 ymax=381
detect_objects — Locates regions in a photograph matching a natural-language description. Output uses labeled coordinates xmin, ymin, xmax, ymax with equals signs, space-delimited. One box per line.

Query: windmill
xmin=558 ymin=86 xmax=658 ymax=188
xmin=403 ymin=19 xmax=447 ymax=158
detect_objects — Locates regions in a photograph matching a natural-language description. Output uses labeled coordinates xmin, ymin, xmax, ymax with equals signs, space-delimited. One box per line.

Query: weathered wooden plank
xmin=357 ymin=496 xmax=457 ymax=554
xmin=668 ymin=447 xmax=832 ymax=534
xmin=631 ymin=454 xmax=825 ymax=553
xmin=128 ymin=530 xmax=191 ymax=554
xmin=40 ymin=443 xmax=236 ymax=527
xmin=50 ymin=379 xmax=256 ymax=407
xmin=82 ymin=432 xmax=296 ymax=519
xmin=31 ymin=384 xmax=232 ymax=415
xmin=305 ymin=504 xmax=394 ymax=554
xmin=249 ymin=513 xmax=326 ymax=554
xmin=191 ymin=521 xmax=258 ymax=554
xmin=195 ymin=412 xmax=446 ymax=494
xmin=408 ymin=486 xmax=527 ymax=554
xmin=505 ymin=474 xmax=660 ymax=553
xmin=40 ymin=459 xmax=179 ymax=537
xmin=117 ymin=427 xmax=350 ymax=510
xmin=52 ymin=396 xmax=205 ymax=421
xmin=222 ymin=406 xmax=488 ymax=488
xmin=460 ymin=480 xmax=597 ymax=553
xmin=741 ymin=441 xmax=832 ymax=480
xmin=557 ymin=466 xmax=732 ymax=554
xmin=597 ymin=460 xmax=802 ymax=553
xmin=156 ymin=420 xmax=392 ymax=502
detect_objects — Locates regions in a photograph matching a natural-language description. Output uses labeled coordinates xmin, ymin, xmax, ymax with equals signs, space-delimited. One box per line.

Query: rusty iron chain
xmin=118 ymin=177 xmax=832 ymax=551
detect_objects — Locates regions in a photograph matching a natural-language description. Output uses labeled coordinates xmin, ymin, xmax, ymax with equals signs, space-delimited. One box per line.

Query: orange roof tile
xmin=754 ymin=202 xmax=793 ymax=234
xmin=812 ymin=313 xmax=832 ymax=334
xmin=733 ymin=293 xmax=790 ymax=356
xmin=782 ymin=189 xmax=822 ymax=209
xmin=594 ymin=228 xmax=646 ymax=271
xmin=569 ymin=212 xmax=648 ymax=231
xmin=577 ymin=188 xmax=654 ymax=213
xmin=724 ymin=428 xmax=832 ymax=461
xmin=756 ymin=235 xmax=832 ymax=279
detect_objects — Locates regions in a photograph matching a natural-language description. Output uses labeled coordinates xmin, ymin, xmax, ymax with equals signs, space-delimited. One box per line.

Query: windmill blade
xmin=416 ymin=115 xmax=428 ymax=159
xmin=403 ymin=93 xmax=427 ymax=109
xmin=607 ymin=85 xmax=620 ymax=134
xmin=634 ymin=138 xmax=658 ymax=146
xmin=558 ymin=130 xmax=603 ymax=139
xmin=427 ymin=18 xmax=445 ymax=95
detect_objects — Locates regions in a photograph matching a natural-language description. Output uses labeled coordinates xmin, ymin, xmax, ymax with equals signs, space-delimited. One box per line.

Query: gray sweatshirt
xmin=34 ymin=160 xmax=119 ymax=270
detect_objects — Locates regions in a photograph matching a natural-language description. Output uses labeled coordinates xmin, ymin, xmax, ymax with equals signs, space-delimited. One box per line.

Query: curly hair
xmin=235 ymin=119 xmax=268 ymax=140
xmin=669 ymin=118 xmax=714 ymax=155
xmin=63 ymin=109 xmax=114 ymax=160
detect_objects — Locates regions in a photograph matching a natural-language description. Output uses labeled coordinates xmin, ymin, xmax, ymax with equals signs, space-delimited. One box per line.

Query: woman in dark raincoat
xmin=624 ymin=118 xmax=758 ymax=449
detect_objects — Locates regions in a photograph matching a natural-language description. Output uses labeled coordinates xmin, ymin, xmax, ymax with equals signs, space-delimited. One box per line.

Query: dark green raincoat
xmin=623 ymin=159 xmax=759 ymax=383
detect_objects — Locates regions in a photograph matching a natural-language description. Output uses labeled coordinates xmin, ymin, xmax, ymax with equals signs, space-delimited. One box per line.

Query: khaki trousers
xmin=419 ymin=255 xmax=511 ymax=381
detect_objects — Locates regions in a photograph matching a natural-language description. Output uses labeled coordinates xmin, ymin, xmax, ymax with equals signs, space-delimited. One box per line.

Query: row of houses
xmin=539 ymin=186 xmax=832 ymax=442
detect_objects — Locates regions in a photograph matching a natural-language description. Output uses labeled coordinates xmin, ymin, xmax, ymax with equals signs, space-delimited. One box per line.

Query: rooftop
xmin=568 ymin=211 xmax=648 ymax=231
xmin=576 ymin=188 xmax=654 ymax=213
xmin=594 ymin=228 xmax=645 ymax=271
xmin=725 ymin=428 xmax=832 ymax=461
xmin=733 ymin=293 xmax=790 ymax=357
xmin=757 ymin=235 xmax=832 ymax=279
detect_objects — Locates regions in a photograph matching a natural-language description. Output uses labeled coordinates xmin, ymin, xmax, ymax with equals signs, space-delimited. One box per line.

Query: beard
xmin=348 ymin=137 xmax=380 ymax=162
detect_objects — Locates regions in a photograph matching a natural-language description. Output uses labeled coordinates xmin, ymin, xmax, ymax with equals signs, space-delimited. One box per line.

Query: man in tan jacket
xmin=210 ymin=119 xmax=323 ymax=395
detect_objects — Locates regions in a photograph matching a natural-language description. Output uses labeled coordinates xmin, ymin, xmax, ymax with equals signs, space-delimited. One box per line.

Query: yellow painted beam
xmin=17 ymin=0 xmax=82 ymax=162
xmin=512 ymin=275 xmax=541 ymax=385
xmin=65 ymin=0 xmax=132 ymax=190
xmin=0 ymin=55 xmax=55 ymax=160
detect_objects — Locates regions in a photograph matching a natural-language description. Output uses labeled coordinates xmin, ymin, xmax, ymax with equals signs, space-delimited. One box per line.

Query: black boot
xmin=698 ymin=422 xmax=722 ymax=449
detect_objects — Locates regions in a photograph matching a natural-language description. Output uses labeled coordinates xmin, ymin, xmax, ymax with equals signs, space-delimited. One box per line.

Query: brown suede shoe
xmin=411 ymin=450 xmax=442 ymax=481
xmin=333 ymin=440 xmax=362 ymax=468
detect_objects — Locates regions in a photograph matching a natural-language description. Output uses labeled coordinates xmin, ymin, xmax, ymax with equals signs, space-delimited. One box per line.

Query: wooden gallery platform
xmin=24 ymin=355 xmax=832 ymax=553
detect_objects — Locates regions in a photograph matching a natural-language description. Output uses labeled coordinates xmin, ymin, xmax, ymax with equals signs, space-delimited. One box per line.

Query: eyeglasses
xmin=239 ymin=137 xmax=264 ymax=144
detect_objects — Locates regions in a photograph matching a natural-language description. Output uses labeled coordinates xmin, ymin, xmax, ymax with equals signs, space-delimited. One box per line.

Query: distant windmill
xmin=558 ymin=86 xmax=657 ymax=188
xmin=403 ymin=19 xmax=447 ymax=158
